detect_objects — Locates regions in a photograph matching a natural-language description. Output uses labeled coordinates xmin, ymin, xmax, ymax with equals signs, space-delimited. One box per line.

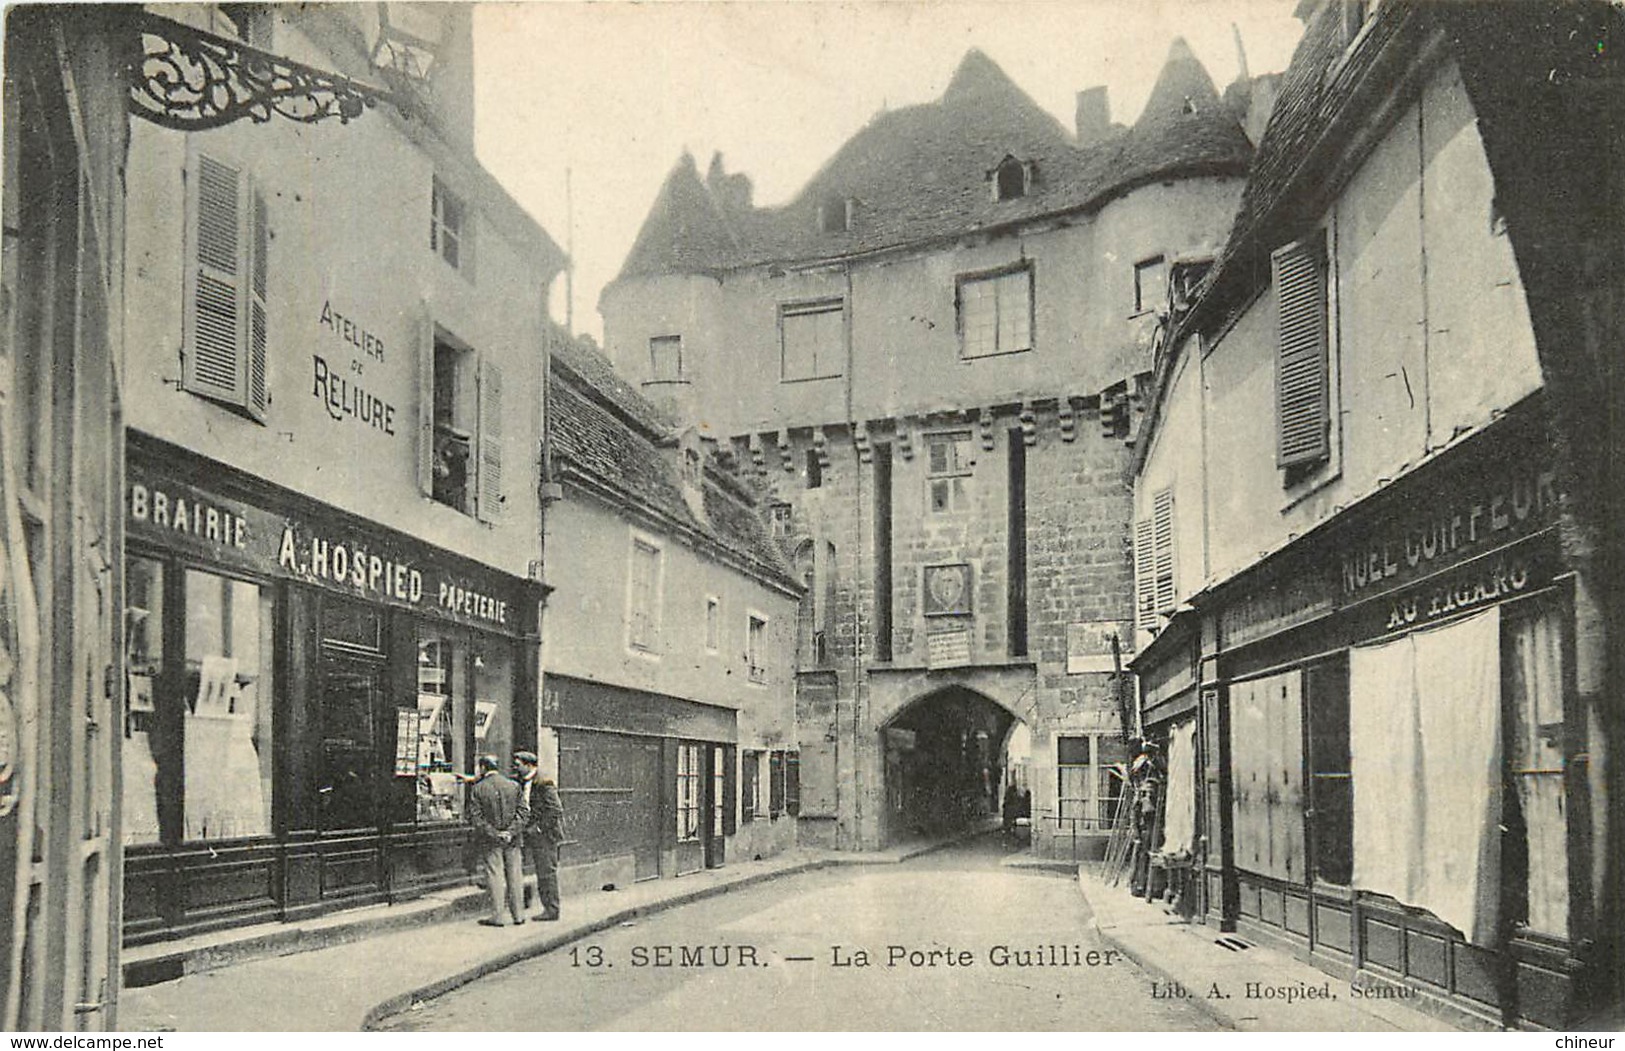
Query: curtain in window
xmin=1352 ymin=608 xmax=1501 ymax=945
xmin=1161 ymin=717 xmax=1197 ymax=856
xmin=1505 ymin=606 xmax=1567 ymax=936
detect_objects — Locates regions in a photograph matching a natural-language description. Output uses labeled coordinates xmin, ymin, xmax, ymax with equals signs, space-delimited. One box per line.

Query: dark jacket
xmin=519 ymin=776 xmax=565 ymax=845
xmin=469 ymin=770 xmax=523 ymax=844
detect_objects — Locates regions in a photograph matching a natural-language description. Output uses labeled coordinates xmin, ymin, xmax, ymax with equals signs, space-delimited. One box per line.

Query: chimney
xmin=1075 ymin=86 xmax=1110 ymax=145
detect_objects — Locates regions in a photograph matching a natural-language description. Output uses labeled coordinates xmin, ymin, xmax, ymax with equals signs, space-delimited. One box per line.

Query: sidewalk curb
xmin=1073 ymin=865 xmax=1238 ymax=1033
xmin=361 ymin=831 xmax=980 ymax=1030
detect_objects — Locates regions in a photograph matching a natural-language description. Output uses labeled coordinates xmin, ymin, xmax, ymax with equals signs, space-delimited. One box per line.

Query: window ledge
xmin=959 ymin=347 xmax=1032 ymax=362
xmin=642 ymin=378 xmax=690 ymax=388
xmin=780 ymin=373 xmax=843 ymax=385
xmin=1279 ymin=465 xmax=1342 ymax=514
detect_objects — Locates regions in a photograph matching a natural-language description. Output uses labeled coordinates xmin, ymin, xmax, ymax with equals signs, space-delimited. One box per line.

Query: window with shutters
xmin=1133 ymin=488 xmax=1176 ymax=631
xmin=957 ymin=263 xmax=1033 ymax=359
xmin=183 ymin=150 xmax=269 ymax=421
xmin=422 ymin=328 xmax=503 ymax=520
xmin=627 ymin=535 xmax=663 ymax=655
xmin=780 ymin=298 xmax=844 ymax=382
xmin=1273 ymin=233 xmax=1330 ymax=471
xmin=1133 ymin=255 xmax=1168 ymax=315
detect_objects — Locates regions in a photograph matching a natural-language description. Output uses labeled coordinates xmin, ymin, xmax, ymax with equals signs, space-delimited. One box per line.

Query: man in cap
xmin=514 ymin=750 xmax=565 ymax=921
xmin=469 ymin=753 xmax=525 ymax=927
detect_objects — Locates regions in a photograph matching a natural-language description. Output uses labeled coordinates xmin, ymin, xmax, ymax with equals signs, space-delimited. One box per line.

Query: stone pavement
xmin=1075 ymin=865 xmax=1465 ymax=1032
xmin=117 ymin=834 xmax=974 ymax=1032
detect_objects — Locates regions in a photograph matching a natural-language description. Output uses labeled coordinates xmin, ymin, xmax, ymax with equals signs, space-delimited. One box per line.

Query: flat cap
xmin=513 ymin=750 xmax=539 ymax=765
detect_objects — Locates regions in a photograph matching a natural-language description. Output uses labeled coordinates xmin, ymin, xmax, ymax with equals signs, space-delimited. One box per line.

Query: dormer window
xmin=682 ymin=446 xmax=703 ymax=487
xmin=990 ymin=156 xmax=1035 ymax=202
xmin=818 ymin=196 xmax=854 ymax=233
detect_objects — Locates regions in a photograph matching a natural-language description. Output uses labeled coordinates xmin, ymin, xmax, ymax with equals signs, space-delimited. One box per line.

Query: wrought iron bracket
xmin=128 ymin=11 xmax=400 ymax=131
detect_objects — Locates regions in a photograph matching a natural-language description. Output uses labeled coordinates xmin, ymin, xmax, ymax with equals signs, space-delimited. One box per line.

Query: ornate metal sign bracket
xmin=128 ymin=11 xmax=400 ymax=131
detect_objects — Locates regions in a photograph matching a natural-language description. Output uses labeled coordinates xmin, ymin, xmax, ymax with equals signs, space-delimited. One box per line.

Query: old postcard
xmin=0 ymin=0 xmax=1619 ymax=1036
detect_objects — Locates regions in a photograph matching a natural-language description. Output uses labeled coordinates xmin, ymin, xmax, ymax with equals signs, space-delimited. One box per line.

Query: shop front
xmin=1129 ymin=616 xmax=1203 ymax=918
xmin=121 ymin=436 xmax=540 ymax=946
xmin=543 ymin=676 xmax=736 ymax=890
xmin=1198 ymin=407 xmax=1587 ymax=1028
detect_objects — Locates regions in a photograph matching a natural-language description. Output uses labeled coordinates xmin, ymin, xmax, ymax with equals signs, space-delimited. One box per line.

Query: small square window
xmin=704 ymin=597 xmax=720 ymax=652
xmin=926 ymin=432 xmax=973 ymax=513
xmin=1134 ymin=256 xmax=1168 ymax=315
xmin=649 ymin=335 xmax=683 ymax=382
xmin=747 ymin=615 xmax=768 ymax=683
xmin=431 ymin=178 xmax=466 ymax=270
xmin=768 ymin=502 xmax=793 ymax=538
xmin=957 ymin=265 xmax=1032 ymax=359
xmin=781 ymin=299 xmax=844 ymax=381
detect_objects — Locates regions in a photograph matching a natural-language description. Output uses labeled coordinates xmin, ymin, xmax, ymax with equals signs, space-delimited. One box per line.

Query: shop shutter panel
xmin=417 ymin=305 xmax=435 ymax=496
xmin=722 ymin=745 xmax=737 ymax=835
xmin=1134 ymin=517 xmax=1156 ymax=630
xmin=1272 ymin=234 xmax=1329 ymax=467
xmin=184 ymin=152 xmax=247 ymax=405
xmin=786 ymin=752 xmax=800 ymax=817
xmin=477 ymin=357 xmax=504 ymax=521
xmin=1153 ymin=488 xmax=1176 ymax=613
xmin=246 ymin=190 xmax=269 ymax=419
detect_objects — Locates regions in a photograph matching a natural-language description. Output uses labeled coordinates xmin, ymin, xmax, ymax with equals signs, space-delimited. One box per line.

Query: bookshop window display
xmin=123 ymin=556 xmax=275 ymax=846
xmin=414 ymin=627 xmax=513 ymax=823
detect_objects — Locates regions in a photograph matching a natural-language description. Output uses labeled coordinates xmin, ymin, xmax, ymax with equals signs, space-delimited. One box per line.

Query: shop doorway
xmin=314 ymin=601 xmax=388 ymax=906
xmin=703 ymin=744 xmax=727 ymax=870
xmin=674 ymin=742 xmax=705 ymax=876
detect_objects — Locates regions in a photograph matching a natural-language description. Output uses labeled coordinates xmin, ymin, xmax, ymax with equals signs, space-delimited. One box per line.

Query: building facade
xmin=601 ymin=46 xmax=1269 ymax=856
xmin=0 ymin=7 xmax=131 ymax=1030
xmin=1128 ymin=0 xmax=1620 ymax=1029
xmin=117 ymin=3 xmax=562 ymax=946
xmin=541 ymin=334 xmax=800 ymax=890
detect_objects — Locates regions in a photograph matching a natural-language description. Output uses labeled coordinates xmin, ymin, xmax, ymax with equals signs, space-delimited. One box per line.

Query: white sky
xmin=472 ymin=1 xmax=1306 ymax=340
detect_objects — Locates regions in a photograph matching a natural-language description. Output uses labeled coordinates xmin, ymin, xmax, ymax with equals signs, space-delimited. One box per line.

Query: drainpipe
xmin=844 ymin=260 xmax=864 ymax=851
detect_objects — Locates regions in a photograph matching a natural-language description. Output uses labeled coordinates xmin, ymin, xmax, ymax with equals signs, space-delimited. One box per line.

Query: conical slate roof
xmin=612 ymin=43 xmax=1252 ymax=282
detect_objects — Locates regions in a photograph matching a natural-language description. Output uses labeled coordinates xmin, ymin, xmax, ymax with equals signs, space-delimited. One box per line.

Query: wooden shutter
xmin=1273 ymin=234 xmax=1330 ymax=467
xmin=183 ymin=152 xmax=247 ymax=406
xmin=476 ymin=357 xmax=504 ymax=521
xmin=722 ymin=745 xmax=738 ymax=835
xmin=1134 ymin=516 xmax=1156 ymax=630
xmin=246 ymin=189 xmax=269 ymax=419
xmin=1152 ymin=488 xmax=1176 ymax=613
xmin=417 ymin=306 xmax=436 ymax=496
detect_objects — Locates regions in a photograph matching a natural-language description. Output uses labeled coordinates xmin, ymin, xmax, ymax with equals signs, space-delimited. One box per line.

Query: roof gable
xmin=609 ymin=45 xmax=1251 ymax=280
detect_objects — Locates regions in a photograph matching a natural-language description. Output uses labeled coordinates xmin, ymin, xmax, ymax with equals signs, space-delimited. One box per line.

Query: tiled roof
xmin=550 ymin=327 xmax=675 ymax=435
xmin=1182 ymin=1 xmax=1417 ymax=333
xmin=548 ymin=335 xmax=796 ymax=590
xmin=614 ymin=43 xmax=1252 ymax=281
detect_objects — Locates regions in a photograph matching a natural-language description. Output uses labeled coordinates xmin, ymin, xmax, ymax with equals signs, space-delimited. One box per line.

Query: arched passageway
xmin=880 ymin=686 xmax=1019 ymax=843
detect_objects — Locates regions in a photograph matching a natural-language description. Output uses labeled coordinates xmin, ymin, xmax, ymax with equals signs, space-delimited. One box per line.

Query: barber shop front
xmin=1196 ymin=407 xmax=1594 ymax=1029
xmin=122 ymin=436 xmax=541 ymax=946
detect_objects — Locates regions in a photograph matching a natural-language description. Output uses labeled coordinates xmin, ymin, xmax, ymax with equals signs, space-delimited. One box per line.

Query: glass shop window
xmin=414 ymin=628 xmax=513 ymax=823
xmin=415 ymin=633 xmax=469 ymax=822
xmin=123 ymin=557 xmax=165 ymax=846
xmin=677 ymin=743 xmax=702 ymax=842
xmin=181 ymin=569 xmax=274 ymax=842
xmin=473 ymin=642 xmax=513 ymax=770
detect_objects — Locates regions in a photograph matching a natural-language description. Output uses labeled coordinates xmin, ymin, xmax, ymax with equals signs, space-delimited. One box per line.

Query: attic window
xmin=818 ymin=197 xmax=854 ymax=233
xmin=1180 ymin=96 xmax=1197 ymax=115
xmin=991 ymin=156 xmax=1034 ymax=202
xmin=682 ymin=446 xmax=703 ymax=487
